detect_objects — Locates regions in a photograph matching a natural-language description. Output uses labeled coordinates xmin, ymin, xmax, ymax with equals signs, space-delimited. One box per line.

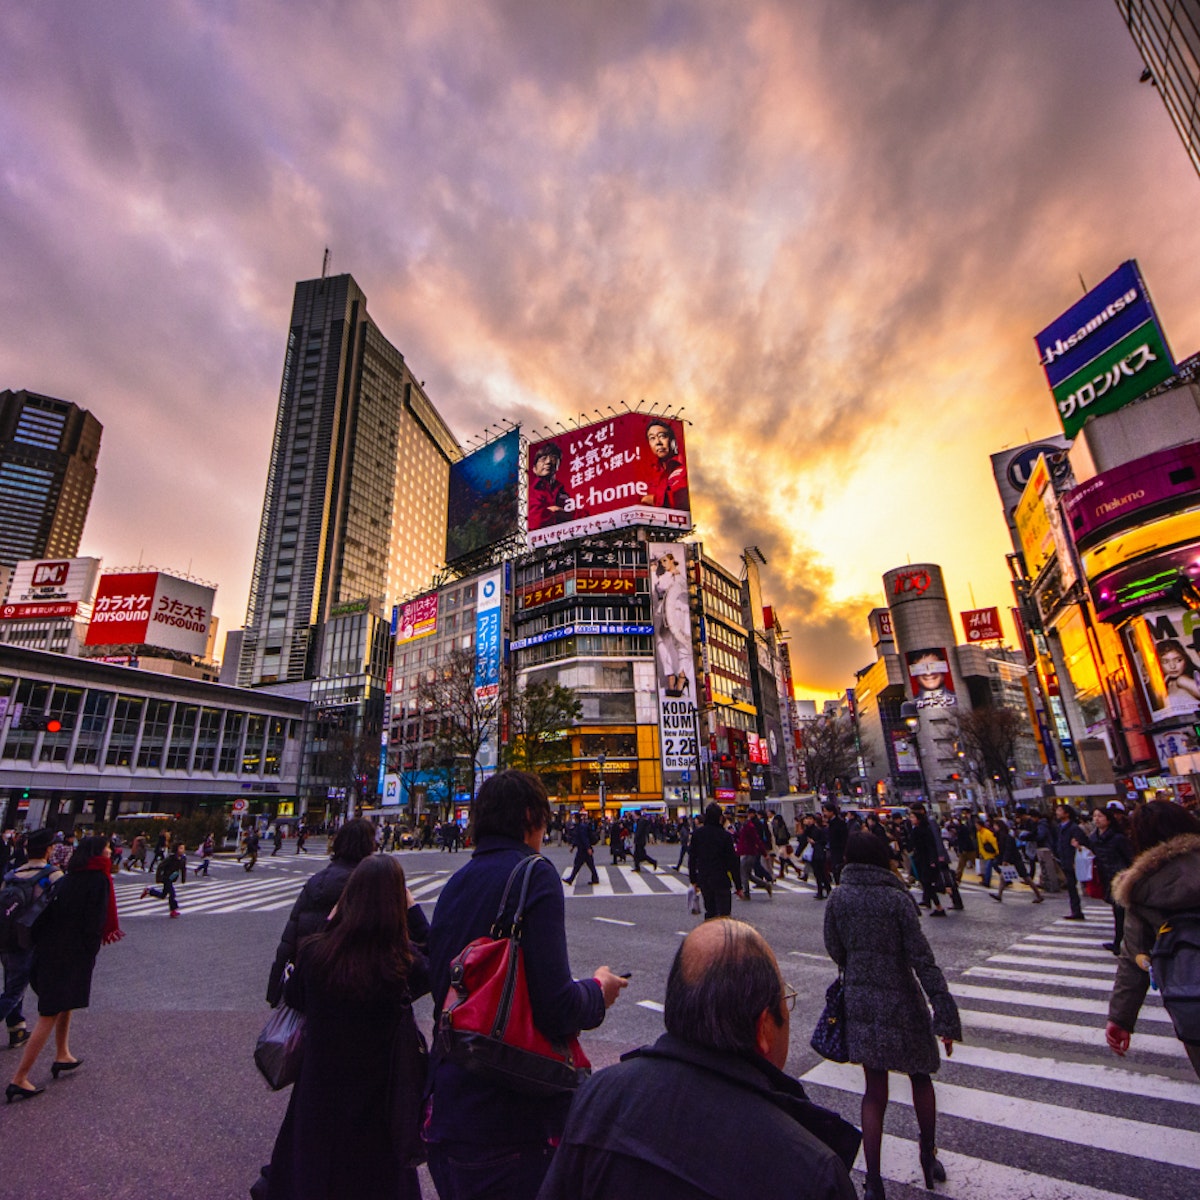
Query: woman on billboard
xmin=652 ymin=551 xmax=692 ymax=697
xmin=645 ymin=419 xmax=689 ymax=510
xmin=1155 ymin=638 xmax=1200 ymax=712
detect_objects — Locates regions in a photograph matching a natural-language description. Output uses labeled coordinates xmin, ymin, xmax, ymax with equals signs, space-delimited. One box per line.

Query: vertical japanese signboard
xmin=474 ymin=570 xmax=503 ymax=701
xmin=648 ymin=542 xmax=699 ymax=786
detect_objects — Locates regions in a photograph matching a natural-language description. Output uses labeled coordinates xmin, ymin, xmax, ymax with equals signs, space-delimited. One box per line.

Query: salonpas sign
xmin=1034 ymin=260 xmax=1175 ymax=439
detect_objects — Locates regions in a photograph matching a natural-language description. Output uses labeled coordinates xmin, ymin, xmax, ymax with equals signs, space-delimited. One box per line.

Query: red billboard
xmin=527 ymin=413 xmax=691 ymax=548
xmin=961 ymin=607 xmax=1003 ymax=643
xmin=396 ymin=593 xmax=438 ymax=645
xmin=905 ymin=647 xmax=957 ymax=709
xmin=85 ymin=572 xmax=215 ymax=655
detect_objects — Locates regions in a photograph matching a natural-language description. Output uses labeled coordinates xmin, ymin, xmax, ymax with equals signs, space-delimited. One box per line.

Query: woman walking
xmin=799 ymin=813 xmax=832 ymax=899
xmin=7 ymin=835 xmax=124 ymax=1102
xmin=255 ymin=854 xmax=431 ymax=1199
xmin=1089 ymin=806 xmax=1134 ymax=954
xmin=822 ymin=832 xmax=961 ymax=1198
xmin=992 ymin=819 xmax=1044 ymax=904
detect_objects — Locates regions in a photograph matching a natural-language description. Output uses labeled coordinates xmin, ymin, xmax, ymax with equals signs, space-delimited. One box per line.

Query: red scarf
xmin=77 ymin=855 xmax=125 ymax=945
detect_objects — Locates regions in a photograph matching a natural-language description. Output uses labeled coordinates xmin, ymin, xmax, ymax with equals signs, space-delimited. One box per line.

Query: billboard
xmin=1124 ymin=607 xmax=1200 ymax=724
xmin=892 ymin=731 xmax=920 ymax=773
xmin=906 ymin=647 xmax=957 ymax=709
xmin=990 ymin=436 xmax=1073 ymax=540
xmin=396 ymin=593 xmax=438 ymax=645
xmin=1014 ymin=454 xmax=1055 ymax=579
xmin=85 ymin=571 xmax=215 ymax=656
xmin=527 ymin=413 xmax=691 ymax=548
xmin=445 ymin=430 xmax=520 ymax=563
xmin=961 ymin=607 xmax=1003 ymax=643
xmin=1035 ymin=260 xmax=1176 ymax=439
xmin=648 ymin=541 xmax=700 ymax=782
xmin=474 ymin=569 xmax=503 ymax=702
xmin=1 ymin=557 xmax=100 ymax=621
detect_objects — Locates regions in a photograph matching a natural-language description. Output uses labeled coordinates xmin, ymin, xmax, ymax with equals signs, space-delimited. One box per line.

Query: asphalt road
xmin=2 ymin=840 xmax=1197 ymax=1199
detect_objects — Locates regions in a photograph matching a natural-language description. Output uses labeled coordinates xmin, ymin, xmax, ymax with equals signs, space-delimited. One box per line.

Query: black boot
xmin=863 ymin=1172 xmax=886 ymax=1200
xmin=919 ymin=1136 xmax=946 ymax=1187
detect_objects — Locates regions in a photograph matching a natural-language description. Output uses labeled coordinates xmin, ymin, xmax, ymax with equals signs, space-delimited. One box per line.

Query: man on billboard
xmin=528 ymin=442 xmax=574 ymax=529
xmin=645 ymin=419 xmax=689 ymax=510
xmin=651 ymin=550 xmax=692 ymax=697
xmin=906 ymin=648 xmax=957 ymax=709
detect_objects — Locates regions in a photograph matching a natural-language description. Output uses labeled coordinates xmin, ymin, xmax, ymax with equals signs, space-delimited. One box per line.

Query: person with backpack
xmin=1106 ymin=801 xmax=1200 ymax=1078
xmin=195 ymin=833 xmax=214 ymax=877
xmin=1 ymin=829 xmax=62 ymax=1051
xmin=140 ymin=844 xmax=186 ymax=918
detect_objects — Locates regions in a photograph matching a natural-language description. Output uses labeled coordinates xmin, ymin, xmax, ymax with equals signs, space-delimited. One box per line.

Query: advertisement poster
xmin=396 ymin=592 xmax=438 ymax=645
xmin=1014 ymin=454 xmax=1055 ymax=579
xmin=961 ymin=607 xmax=1003 ymax=643
xmin=892 ymin=731 xmax=920 ymax=773
xmin=648 ymin=541 xmax=699 ymax=781
xmin=1 ymin=557 xmax=101 ymax=621
xmin=906 ymin=646 xmax=957 ymax=709
xmin=445 ymin=430 xmax=520 ymax=563
xmin=1125 ymin=606 xmax=1200 ymax=722
xmin=85 ymin=572 xmax=214 ymax=656
xmin=473 ymin=570 xmax=503 ymax=702
xmin=527 ymin=413 xmax=691 ymax=548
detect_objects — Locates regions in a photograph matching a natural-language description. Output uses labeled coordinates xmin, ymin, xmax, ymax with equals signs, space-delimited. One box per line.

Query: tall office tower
xmin=240 ymin=273 xmax=460 ymax=687
xmin=1115 ymin=1 xmax=1200 ymax=177
xmin=0 ymin=389 xmax=102 ymax=569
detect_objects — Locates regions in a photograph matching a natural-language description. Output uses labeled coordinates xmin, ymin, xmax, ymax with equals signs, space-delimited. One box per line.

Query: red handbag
xmin=437 ymin=855 xmax=591 ymax=1096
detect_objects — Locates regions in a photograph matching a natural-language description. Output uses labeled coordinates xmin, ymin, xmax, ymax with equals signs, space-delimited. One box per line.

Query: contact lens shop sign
xmin=1035 ymin=260 xmax=1175 ymax=439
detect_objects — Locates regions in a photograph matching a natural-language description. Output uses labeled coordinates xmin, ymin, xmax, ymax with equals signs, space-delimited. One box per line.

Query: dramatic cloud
xmin=2 ymin=1 xmax=1198 ymax=693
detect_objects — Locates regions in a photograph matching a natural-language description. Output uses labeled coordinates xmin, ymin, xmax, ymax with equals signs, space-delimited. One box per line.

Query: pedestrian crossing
xmin=559 ymin=863 xmax=814 ymax=899
xmin=798 ymin=900 xmax=1200 ymax=1200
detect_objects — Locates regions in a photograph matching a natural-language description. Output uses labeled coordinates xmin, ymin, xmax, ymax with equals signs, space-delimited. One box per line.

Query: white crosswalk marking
xmin=799 ymin=904 xmax=1200 ymax=1199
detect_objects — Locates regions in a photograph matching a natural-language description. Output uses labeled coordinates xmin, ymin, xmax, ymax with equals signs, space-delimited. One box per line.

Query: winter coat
xmin=688 ymin=823 xmax=741 ymax=894
xmin=1108 ymin=833 xmax=1200 ymax=1033
xmin=29 ymin=869 xmax=109 ymax=1016
xmin=1089 ymin=826 xmax=1134 ymax=897
xmin=1054 ymin=820 xmax=1083 ymax=869
xmin=734 ymin=821 xmax=766 ymax=857
xmin=823 ymin=863 xmax=961 ymax=1074
xmin=266 ymin=858 xmax=357 ymax=1006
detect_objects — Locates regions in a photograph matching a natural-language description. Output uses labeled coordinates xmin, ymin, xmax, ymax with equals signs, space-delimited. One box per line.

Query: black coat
xmin=537 ymin=1033 xmax=858 ymax=1200
xmin=267 ymin=859 xmax=357 ymax=1005
xmin=687 ymin=823 xmax=740 ymax=893
xmin=30 ymin=869 xmax=108 ymax=1016
xmin=263 ymin=915 xmax=430 ymax=1200
xmin=1090 ymin=826 xmax=1133 ymax=896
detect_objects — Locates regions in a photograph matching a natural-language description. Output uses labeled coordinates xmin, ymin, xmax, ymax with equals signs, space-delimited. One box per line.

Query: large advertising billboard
xmin=527 ymin=413 xmax=691 ymax=549
xmin=648 ymin=541 xmax=700 ymax=783
xmin=906 ymin=647 xmax=957 ymax=709
xmin=1124 ymin=607 xmax=1200 ymax=723
xmin=396 ymin=593 xmax=438 ymax=645
xmin=1035 ymin=260 xmax=1176 ymax=439
xmin=445 ymin=429 xmax=520 ymax=563
xmin=1 ymin=557 xmax=100 ymax=621
xmin=474 ymin=569 xmax=503 ymax=702
xmin=990 ymin=436 xmax=1074 ymax=542
xmin=85 ymin=571 xmax=215 ymax=655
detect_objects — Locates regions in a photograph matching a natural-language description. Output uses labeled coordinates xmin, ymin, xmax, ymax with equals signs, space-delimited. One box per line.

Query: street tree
xmin=414 ymin=647 xmax=501 ymax=799
xmin=955 ymin=705 xmax=1025 ymax=804
xmin=799 ymin=714 xmax=857 ymax=797
xmin=504 ymin=678 xmax=582 ymax=775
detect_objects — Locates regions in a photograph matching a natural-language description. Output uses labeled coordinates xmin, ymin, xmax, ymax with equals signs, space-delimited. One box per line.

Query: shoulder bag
xmin=254 ymin=963 xmax=305 ymax=1090
xmin=437 ymin=855 xmax=592 ymax=1096
xmin=810 ymin=974 xmax=848 ymax=1062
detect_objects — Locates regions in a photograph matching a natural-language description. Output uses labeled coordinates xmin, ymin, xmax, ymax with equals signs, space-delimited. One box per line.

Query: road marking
xmin=985 ymin=954 xmax=1115 ymax=975
xmin=802 ymin=1059 xmax=1200 ymax=1168
xmin=622 ymin=870 xmax=659 ymax=895
xmin=409 ymin=877 xmax=448 ymax=899
xmin=950 ymin=983 xmax=1169 ymax=1020
xmin=1009 ymin=942 xmax=1116 ymax=959
xmin=957 ymin=1008 xmax=1185 ymax=1055
xmin=964 ymin=966 xmax=1115 ymax=992
xmin=788 ymin=951 xmax=832 ymax=961
xmin=593 ymin=916 xmax=635 ymax=927
xmin=1024 ymin=933 xmax=1117 ymax=947
xmin=637 ymin=1000 xmax=665 ymax=1012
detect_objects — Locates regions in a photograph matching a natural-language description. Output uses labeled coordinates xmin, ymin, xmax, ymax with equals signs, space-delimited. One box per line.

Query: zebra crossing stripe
xmin=802 ymin=1059 xmax=1200 ymax=1169
xmin=1023 ymin=933 xmax=1119 ymax=946
xmin=866 ymin=1133 xmax=1139 ymax=1200
xmin=964 ymin=966 xmax=1116 ymax=992
xmin=408 ymin=876 xmax=448 ymax=899
xmin=951 ymin=982 xmax=1171 ymax=1021
xmin=1009 ymin=942 xmax=1117 ymax=959
xmin=957 ymin=1008 xmax=1186 ymax=1055
xmin=985 ymin=954 xmax=1116 ymax=975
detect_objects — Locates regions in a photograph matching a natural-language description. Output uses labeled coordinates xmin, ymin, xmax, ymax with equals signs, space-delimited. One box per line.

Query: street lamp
xmin=597 ymin=750 xmax=607 ymax=821
xmin=900 ymin=700 xmax=931 ymax=807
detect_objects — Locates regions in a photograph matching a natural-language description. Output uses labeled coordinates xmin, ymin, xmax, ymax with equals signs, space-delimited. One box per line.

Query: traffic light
xmin=17 ymin=712 xmax=61 ymax=733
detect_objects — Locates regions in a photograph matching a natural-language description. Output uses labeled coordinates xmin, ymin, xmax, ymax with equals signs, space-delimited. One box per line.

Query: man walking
xmin=1055 ymin=804 xmax=1087 ymax=920
xmin=735 ymin=812 xmax=773 ymax=898
xmin=243 ymin=828 xmax=260 ymax=872
xmin=633 ymin=811 xmax=659 ymax=873
xmin=823 ymin=802 xmax=848 ymax=884
xmin=564 ymin=814 xmax=601 ymax=886
xmin=688 ymin=804 xmax=743 ymax=918
xmin=142 ymin=842 xmax=186 ymax=918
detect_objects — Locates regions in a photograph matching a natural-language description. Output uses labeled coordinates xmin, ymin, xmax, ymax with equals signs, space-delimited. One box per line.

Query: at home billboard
xmin=85 ymin=571 xmax=215 ymax=656
xmin=1035 ymin=260 xmax=1175 ymax=439
xmin=445 ymin=429 xmax=520 ymax=563
xmin=527 ymin=413 xmax=691 ymax=549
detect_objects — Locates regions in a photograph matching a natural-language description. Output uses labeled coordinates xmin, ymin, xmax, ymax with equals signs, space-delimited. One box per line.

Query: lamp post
xmin=597 ymin=750 xmax=607 ymax=822
xmin=900 ymin=700 xmax=931 ymax=808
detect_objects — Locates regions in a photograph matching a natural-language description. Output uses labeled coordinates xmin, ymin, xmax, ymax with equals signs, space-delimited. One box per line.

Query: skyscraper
xmin=1115 ymin=0 xmax=1200 ymax=178
xmin=0 ymin=389 xmax=102 ymax=569
xmin=240 ymin=273 xmax=460 ymax=687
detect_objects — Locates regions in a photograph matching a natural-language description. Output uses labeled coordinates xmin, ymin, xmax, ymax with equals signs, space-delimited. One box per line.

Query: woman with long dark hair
xmin=1106 ymin=801 xmax=1200 ymax=1077
xmin=7 ymin=834 xmax=123 ymax=1102
xmin=821 ymin=832 xmax=961 ymax=1199
xmin=1089 ymin=806 xmax=1134 ymax=953
xmin=257 ymin=854 xmax=430 ymax=1199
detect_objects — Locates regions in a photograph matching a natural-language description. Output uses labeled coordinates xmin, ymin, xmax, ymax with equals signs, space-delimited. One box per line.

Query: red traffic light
xmin=45 ymin=719 xmax=62 ymax=734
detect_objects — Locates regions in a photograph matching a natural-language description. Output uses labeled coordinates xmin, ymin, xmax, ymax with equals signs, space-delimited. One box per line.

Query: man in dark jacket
xmin=908 ymin=805 xmax=947 ymax=917
xmin=823 ymin=802 xmax=848 ymax=884
xmin=632 ymin=811 xmax=658 ymax=872
xmin=538 ymin=919 xmax=859 ymax=1200
xmin=564 ymin=814 xmax=600 ymax=885
xmin=1055 ymin=804 xmax=1086 ymax=919
xmin=688 ymin=803 xmax=743 ymax=919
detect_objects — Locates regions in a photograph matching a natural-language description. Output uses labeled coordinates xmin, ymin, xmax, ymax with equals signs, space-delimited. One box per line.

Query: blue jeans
xmin=427 ymin=1141 xmax=554 ymax=1200
xmin=0 ymin=947 xmax=34 ymax=1030
xmin=980 ymin=858 xmax=994 ymax=887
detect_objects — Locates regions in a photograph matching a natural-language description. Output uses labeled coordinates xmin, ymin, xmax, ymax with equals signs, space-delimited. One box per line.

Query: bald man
xmin=537 ymin=920 xmax=859 ymax=1200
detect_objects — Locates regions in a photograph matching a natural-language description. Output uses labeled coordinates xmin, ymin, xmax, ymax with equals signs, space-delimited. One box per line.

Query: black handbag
xmin=810 ymin=975 xmax=848 ymax=1062
xmin=387 ymin=999 xmax=429 ymax=1167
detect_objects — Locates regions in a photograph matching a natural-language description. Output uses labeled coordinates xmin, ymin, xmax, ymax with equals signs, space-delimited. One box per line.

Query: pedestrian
xmin=253 ymin=855 xmax=431 ymax=1200
xmin=907 ymin=805 xmax=947 ymax=917
xmin=48 ymin=831 xmax=74 ymax=872
xmin=735 ymin=812 xmax=773 ymax=898
xmin=953 ymin=812 xmax=977 ymax=884
xmin=823 ymin=802 xmax=848 ymax=884
xmin=128 ymin=833 xmax=148 ymax=872
xmin=564 ymin=814 xmax=601 ymax=885
xmin=244 ymin=828 xmax=261 ymax=873
xmin=7 ymin=835 xmax=124 ymax=1102
xmin=140 ymin=843 xmax=186 ymax=918
xmin=974 ymin=815 xmax=999 ymax=888
xmin=0 ymin=829 xmax=61 ymax=1051
xmin=609 ymin=819 xmax=628 ymax=864
xmin=800 ymin=813 xmax=832 ymax=899
xmin=673 ymin=816 xmax=692 ymax=871
xmin=688 ymin=802 xmax=744 ymax=919
xmin=632 ymin=810 xmax=659 ymax=872
xmin=821 ymin=832 xmax=961 ymax=1199
xmin=1106 ymin=800 xmax=1200 ymax=1078
xmin=1089 ymin=806 xmax=1134 ymax=953
xmin=1034 ymin=811 xmax=1062 ymax=892
xmin=539 ymin=919 xmax=860 ymax=1200
xmin=425 ymin=770 xmax=626 ymax=1200
xmin=196 ymin=833 xmax=214 ymax=877
xmin=295 ymin=827 xmax=308 ymax=855
xmin=992 ymin=819 xmax=1044 ymax=904
xmin=271 ymin=825 xmax=285 ymax=856
xmin=265 ymin=818 xmax=377 ymax=1004
xmin=1055 ymin=804 xmax=1086 ymax=920
xmin=149 ymin=830 xmax=169 ymax=871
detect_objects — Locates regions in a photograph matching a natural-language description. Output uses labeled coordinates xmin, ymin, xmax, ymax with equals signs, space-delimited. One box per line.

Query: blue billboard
xmin=445 ymin=429 xmax=520 ymax=563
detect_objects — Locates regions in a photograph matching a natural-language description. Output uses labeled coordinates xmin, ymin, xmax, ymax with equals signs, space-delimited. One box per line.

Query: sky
xmin=3 ymin=0 xmax=1199 ymax=699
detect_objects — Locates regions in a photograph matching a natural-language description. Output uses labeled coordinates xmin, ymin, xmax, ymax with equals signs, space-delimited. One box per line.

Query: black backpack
xmin=1151 ymin=910 xmax=1200 ymax=1046
xmin=0 ymin=866 xmax=58 ymax=952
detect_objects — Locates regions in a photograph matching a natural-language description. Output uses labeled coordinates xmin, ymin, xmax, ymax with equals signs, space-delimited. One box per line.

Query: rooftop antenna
xmin=321 ymin=247 xmax=331 ymax=279
xmin=969 ymin=582 xmax=978 ymax=608
xmin=1078 ymin=272 xmax=1088 ymax=295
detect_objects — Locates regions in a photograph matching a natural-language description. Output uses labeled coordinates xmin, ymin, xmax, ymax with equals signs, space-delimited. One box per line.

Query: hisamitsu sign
xmin=1035 ymin=261 xmax=1175 ymax=439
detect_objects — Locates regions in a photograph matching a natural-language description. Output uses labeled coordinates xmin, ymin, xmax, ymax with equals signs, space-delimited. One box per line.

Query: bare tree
xmin=799 ymin=714 xmax=857 ymax=797
xmin=955 ymin=706 xmax=1025 ymax=804
xmin=415 ymin=647 xmax=501 ymax=799
xmin=504 ymin=679 xmax=582 ymax=775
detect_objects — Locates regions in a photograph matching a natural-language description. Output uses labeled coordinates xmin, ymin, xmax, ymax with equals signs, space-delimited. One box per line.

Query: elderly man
xmin=537 ymin=920 xmax=859 ymax=1200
